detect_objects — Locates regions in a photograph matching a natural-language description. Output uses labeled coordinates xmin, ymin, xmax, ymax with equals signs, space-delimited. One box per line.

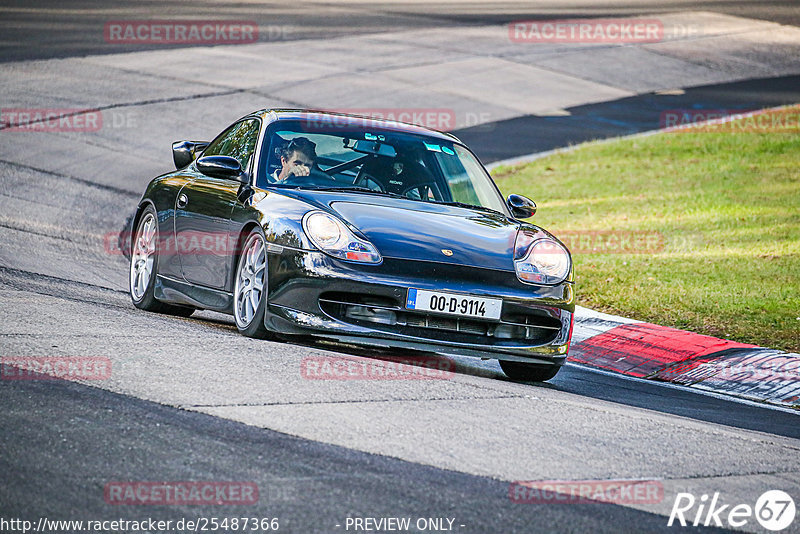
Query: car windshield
xmin=258 ymin=121 xmax=507 ymax=214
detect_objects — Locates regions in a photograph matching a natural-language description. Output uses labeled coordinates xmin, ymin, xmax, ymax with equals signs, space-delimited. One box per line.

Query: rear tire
xmin=499 ymin=360 xmax=561 ymax=382
xmin=233 ymin=228 xmax=273 ymax=339
xmin=129 ymin=205 xmax=195 ymax=317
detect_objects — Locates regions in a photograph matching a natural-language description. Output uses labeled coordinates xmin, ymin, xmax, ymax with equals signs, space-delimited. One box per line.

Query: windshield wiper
xmin=306 ymin=186 xmax=408 ymax=199
xmin=432 ymin=200 xmax=503 ymax=215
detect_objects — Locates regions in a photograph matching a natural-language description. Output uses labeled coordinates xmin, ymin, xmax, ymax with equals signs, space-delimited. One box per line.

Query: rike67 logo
xmin=669 ymin=490 xmax=795 ymax=531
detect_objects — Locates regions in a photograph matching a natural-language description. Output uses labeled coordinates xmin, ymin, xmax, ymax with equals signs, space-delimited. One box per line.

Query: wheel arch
xmin=130 ymin=199 xmax=158 ymax=256
xmin=229 ymin=220 xmax=263 ymax=290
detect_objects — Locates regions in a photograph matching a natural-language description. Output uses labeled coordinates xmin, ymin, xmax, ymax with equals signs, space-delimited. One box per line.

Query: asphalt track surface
xmin=456 ymin=74 xmax=800 ymax=162
xmin=1 ymin=2 xmax=800 ymax=533
xmin=1 ymin=0 xmax=800 ymax=62
xmin=2 ymin=373 xmax=733 ymax=534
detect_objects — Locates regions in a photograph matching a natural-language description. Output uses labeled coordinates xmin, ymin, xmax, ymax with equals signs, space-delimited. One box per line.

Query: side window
xmin=202 ymin=119 xmax=261 ymax=172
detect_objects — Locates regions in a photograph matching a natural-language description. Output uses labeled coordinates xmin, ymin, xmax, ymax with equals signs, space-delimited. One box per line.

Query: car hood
xmin=330 ymin=200 xmax=519 ymax=271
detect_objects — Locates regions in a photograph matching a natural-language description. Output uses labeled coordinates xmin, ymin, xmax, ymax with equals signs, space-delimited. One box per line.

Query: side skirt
xmin=154 ymin=275 xmax=233 ymax=313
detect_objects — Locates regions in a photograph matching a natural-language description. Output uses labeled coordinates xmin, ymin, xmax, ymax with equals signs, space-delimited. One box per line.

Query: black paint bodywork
xmin=132 ymin=110 xmax=575 ymax=365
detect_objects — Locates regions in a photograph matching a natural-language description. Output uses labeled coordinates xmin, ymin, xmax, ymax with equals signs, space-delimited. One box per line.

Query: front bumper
xmin=264 ymin=248 xmax=574 ymax=363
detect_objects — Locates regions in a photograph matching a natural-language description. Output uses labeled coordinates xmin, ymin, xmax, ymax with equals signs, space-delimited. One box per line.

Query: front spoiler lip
xmin=267 ymin=303 xmax=569 ymax=364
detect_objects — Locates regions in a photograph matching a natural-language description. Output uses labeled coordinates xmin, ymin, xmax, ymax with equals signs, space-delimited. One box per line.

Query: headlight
xmin=514 ymin=233 xmax=570 ymax=285
xmin=302 ymin=211 xmax=381 ymax=264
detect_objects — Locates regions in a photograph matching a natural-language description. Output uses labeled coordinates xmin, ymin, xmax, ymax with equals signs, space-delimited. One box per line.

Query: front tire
xmin=233 ymin=228 xmax=273 ymax=339
xmin=129 ymin=205 xmax=194 ymax=317
xmin=499 ymin=360 xmax=561 ymax=382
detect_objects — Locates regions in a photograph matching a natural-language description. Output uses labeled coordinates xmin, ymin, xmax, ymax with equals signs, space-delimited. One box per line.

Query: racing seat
xmin=355 ymin=156 xmax=441 ymax=200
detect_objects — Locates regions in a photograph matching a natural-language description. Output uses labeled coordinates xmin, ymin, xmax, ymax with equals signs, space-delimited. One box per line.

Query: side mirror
xmin=172 ymin=140 xmax=209 ymax=169
xmin=507 ymin=194 xmax=537 ymax=219
xmin=196 ymin=155 xmax=247 ymax=182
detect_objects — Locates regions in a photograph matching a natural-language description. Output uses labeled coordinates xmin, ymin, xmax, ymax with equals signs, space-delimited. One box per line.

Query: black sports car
xmin=129 ymin=109 xmax=574 ymax=381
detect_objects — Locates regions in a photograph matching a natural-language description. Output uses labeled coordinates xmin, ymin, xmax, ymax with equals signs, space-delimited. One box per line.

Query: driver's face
xmin=282 ymin=150 xmax=314 ymax=170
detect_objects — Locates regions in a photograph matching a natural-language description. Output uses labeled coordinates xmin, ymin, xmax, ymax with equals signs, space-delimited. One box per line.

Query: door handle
xmin=177 ymin=193 xmax=188 ymax=208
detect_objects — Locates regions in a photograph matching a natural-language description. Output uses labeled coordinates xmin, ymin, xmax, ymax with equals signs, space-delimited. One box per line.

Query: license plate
xmin=405 ymin=288 xmax=502 ymax=320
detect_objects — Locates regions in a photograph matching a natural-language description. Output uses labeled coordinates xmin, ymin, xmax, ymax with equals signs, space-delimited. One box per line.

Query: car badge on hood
xmin=441 ymin=249 xmax=454 ymax=256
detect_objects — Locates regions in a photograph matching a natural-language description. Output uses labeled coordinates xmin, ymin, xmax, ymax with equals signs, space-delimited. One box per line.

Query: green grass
xmin=494 ymin=106 xmax=800 ymax=352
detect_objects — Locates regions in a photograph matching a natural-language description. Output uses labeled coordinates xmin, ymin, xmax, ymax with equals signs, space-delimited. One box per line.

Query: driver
xmin=271 ymin=137 xmax=317 ymax=182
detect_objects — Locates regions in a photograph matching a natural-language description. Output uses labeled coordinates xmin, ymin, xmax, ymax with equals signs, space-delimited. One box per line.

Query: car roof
xmin=249 ymin=108 xmax=462 ymax=144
